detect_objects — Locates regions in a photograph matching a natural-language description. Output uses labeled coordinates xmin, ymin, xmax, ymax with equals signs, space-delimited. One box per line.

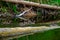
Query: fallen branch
xmin=2 ymin=0 xmax=60 ymax=10
xmin=40 ymin=20 xmax=60 ymax=25
xmin=0 ymin=26 xmax=60 ymax=39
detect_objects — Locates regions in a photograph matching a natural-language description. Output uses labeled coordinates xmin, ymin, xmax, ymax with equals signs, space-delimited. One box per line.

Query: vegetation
xmin=0 ymin=0 xmax=60 ymax=27
xmin=0 ymin=0 xmax=60 ymax=40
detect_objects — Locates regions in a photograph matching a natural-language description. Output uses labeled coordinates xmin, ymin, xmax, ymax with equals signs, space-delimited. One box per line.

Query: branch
xmin=40 ymin=20 xmax=60 ymax=24
xmin=2 ymin=0 xmax=60 ymax=10
xmin=0 ymin=26 xmax=60 ymax=39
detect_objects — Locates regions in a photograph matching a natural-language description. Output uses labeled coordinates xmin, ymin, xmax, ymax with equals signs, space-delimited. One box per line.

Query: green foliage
xmin=6 ymin=2 xmax=18 ymax=14
xmin=0 ymin=7 xmax=7 ymax=12
xmin=0 ymin=1 xmax=7 ymax=12
xmin=0 ymin=1 xmax=18 ymax=14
